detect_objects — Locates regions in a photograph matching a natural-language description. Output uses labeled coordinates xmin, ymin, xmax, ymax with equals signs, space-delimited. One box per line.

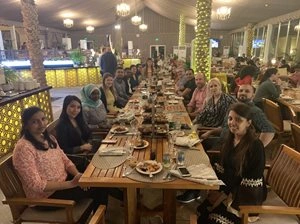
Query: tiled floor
xmin=0 ymin=87 xmax=200 ymax=224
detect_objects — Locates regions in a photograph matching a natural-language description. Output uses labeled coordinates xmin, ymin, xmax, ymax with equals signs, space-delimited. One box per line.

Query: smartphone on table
xmin=178 ymin=166 xmax=191 ymax=177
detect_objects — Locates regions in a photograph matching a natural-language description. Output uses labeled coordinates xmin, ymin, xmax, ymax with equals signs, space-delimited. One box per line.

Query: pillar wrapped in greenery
xmin=178 ymin=14 xmax=186 ymax=47
xmin=246 ymin=23 xmax=254 ymax=57
xmin=195 ymin=0 xmax=212 ymax=78
xmin=21 ymin=0 xmax=46 ymax=86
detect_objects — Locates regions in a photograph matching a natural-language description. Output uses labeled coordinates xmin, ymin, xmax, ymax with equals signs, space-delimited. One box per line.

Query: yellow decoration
xmin=179 ymin=14 xmax=186 ymax=46
xmin=195 ymin=0 xmax=212 ymax=79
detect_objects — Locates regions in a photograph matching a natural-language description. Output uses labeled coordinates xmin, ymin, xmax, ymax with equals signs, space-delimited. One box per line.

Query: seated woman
xmin=194 ymin=78 xmax=236 ymax=128
xmin=13 ymin=106 xmax=108 ymax=212
xmin=197 ymin=103 xmax=267 ymax=224
xmin=253 ymin=68 xmax=281 ymax=109
xmin=56 ymin=95 xmax=100 ymax=172
xmin=100 ymin=72 xmax=121 ymax=114
xmin=142 ymin=58 xmax=155 ymax=80
xmin=80 ymin=83 xmax=111 ymax=130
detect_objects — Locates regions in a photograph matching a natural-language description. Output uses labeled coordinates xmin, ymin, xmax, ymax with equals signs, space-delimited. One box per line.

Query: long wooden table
xmin=79 ymin=88 xmax=219 ymax=224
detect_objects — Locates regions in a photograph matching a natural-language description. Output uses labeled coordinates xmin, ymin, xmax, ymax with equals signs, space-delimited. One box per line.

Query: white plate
xmin=111 ymin=126 xmax=129 ymax=134
xmin=168 ymin=100 xmax=179 ymax=104
xmin=291 ymin=100 xmax=300 ymax=105
xmin=134 ymin=140 xmax=149 ymax=150
xmin=136 ymin=160 xmax=163 ymax=175
xmin=164 ymin=91 xmax=175 ymax=96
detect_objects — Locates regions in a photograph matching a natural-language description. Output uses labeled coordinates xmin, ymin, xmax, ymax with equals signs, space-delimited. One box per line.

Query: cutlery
xmin=122 ymin=167 xmax=136 ymax=177
xmin=108 ymin=132 xmax=115 ymax=139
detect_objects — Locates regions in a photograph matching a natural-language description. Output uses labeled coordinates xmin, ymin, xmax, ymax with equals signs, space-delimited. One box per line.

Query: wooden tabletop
xmin=79 ymin=85 xmax=219 ymax=224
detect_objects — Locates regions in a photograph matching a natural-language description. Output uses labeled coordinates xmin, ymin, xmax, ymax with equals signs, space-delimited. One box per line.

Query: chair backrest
xmin=262 ymin=98 xmax=284 ymax=132
xmin=0 ymin=153 xmax=27 ymax=221
xmin=47 ymin=118 xmax=59 ymax=138
xmin=291 ymin=123 xmax=300 ymax=152
xmin=266 ymin=144 xmax=300 ymax=208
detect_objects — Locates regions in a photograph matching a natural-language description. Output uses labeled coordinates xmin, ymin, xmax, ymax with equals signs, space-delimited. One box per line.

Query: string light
xmin=178 ymin=14 xmax=186 ymax=46
xmin=195 ymin=0 xmax=212 ymax=79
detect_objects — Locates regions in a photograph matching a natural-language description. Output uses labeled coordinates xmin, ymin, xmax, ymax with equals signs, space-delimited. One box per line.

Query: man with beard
xmin=186 ymin=72 xmax=207 ymax=119
xmin=200 ymin=84 xmax=275 ymax=149
xmin=113 ymin=67 xmax=130 ymax=108
xmin=176 ymin=84 xmax=274 ymax=204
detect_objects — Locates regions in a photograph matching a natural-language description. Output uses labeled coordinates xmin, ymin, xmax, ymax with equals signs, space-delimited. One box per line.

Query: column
xmin=20 ymin=0 xmax=46 ymax=86
xmin=245 ymin=23 xmax=254 ymax=57
xmin=263 ymin=24 xmax=273 ymax=64
xmin=195 ymin=0 xmax=212 ymax=78
xmin=178 ymin=14 xmax=186 ymax=47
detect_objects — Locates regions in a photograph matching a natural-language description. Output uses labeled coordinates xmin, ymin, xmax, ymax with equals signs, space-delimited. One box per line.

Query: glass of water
xmin=163 ymin=153 xmax=171 ymax=168
xmin=177 ymin=150 xmax=185 ymax=166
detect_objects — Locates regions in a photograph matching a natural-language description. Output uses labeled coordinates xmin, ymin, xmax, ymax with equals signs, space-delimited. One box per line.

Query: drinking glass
xmin=177 ymin=150 xmax=185 ymax=166
xmin=162 ymin=153 xmax=171 ymax=168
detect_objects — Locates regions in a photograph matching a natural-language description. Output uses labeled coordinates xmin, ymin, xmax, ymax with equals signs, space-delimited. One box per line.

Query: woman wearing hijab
xmin=81 ymin=84 xmax=111 ymax=130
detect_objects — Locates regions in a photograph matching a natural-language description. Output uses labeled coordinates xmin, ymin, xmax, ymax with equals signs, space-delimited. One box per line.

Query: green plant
xmin=69 ymin=50 xmax=84 ymax=65
xmin=3 ymin=67 xmax=19 ymax=83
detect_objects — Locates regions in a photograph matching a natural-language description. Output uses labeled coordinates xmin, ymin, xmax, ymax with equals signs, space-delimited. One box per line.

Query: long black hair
xmin=21 ymin=106 xmax=57 ymax=151
xmin=259 ymin=68 xmax=278 ymax=84
xmin=59 ymin=95 xmax=90 ymax=140
xmin=220 ymin=103 xmax=257 ymax=175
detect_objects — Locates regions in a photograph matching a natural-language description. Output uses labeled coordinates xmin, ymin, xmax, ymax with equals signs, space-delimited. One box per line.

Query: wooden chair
xmin=190 ymin=214 xmax=197 ymax=224
xmin=0 ymin=153 xmax=106 ymax=224
xmin=291 ymin=122 xmax=300 ymax=152
xmin=262 ymin=98 xmax=293 ymax=158
xmin=240 ymin=144 xmax=300 ymax=224
xmin=88 ymin=205 xmax=106 ymax=224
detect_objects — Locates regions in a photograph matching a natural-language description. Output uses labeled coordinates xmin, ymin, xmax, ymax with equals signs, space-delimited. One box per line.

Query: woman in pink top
xmin=13 ymin=106 xmax=108 ymax=211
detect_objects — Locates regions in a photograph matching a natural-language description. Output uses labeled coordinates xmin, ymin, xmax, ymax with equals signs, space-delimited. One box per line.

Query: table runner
xmin=91 ymin=152 xmax=129 ymax=169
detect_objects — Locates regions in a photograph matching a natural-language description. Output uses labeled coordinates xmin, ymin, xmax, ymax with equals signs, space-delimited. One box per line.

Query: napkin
xmin=117 ymin=112 xmax=134 ymax=122
xmin=98 ymin=147 xmax=126 ymax=156
xmin=174 ymin=96 xmax=184 ymax=100
xmin=170 ymin=164 xmax=224 ymax=186
xmin=175 ymin=136 xmax=201 ymax=148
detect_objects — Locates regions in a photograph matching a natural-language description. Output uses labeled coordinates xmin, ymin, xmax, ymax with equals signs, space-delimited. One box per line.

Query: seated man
xmin=114 ymin=67 xmax=130 ymax=107
xmin=186 ymin=72 xmax=207 ymax=119
xmin=174 ymin=68 xmax=187 ymax=93
xmin=176 ymin=84 xmax=275 ymax=204
xmin=176 ymin=69 xmax=197 ymax=105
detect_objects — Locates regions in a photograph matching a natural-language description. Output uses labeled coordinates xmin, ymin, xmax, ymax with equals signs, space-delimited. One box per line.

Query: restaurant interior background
xmin=0 ymin=0 xmax=299 ymax=65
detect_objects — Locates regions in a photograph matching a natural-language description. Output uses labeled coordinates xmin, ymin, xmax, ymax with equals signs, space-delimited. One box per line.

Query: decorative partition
xmin=0 ymin=86 xmax=52 ymax=157
xmin=20 ymin=67 xmax=101 ymax=88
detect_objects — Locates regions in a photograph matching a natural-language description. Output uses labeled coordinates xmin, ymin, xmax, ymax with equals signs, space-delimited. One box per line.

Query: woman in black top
xmin=56 ymin=95 xmax=99 ymax=171
xmin=198 ymin=103 xmax=267 ymax=224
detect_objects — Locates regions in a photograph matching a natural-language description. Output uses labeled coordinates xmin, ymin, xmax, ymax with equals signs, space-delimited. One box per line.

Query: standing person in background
xmin=142 ymin=58 xmax=155 ymax=80
xmin=100 ymin=46 xmax=117 ymax=76
xmin=98 ymin=46 xmax=106 ymax=76
xmin=13 ymin=107 xmax=108 ymax=213
xmin=80 ymin=84 xmax=112 ymax=130
xmin=253 ymin=68 xmax=281 ymax=109
xmin=100 ymin=73 xmax=121 ymax=113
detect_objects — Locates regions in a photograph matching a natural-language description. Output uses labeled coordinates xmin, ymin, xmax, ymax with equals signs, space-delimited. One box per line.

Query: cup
xmin=175 ymin=121 xmax=181 ymax=130
xmin=177 ymin=150 xmax=185 ymax=166
xmin=162 ymin=153 xmax=171 ymax=168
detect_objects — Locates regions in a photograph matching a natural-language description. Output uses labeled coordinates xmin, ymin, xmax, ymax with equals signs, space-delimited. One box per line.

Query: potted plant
xmin=69 ymin=50 xmax=85 ymax=66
